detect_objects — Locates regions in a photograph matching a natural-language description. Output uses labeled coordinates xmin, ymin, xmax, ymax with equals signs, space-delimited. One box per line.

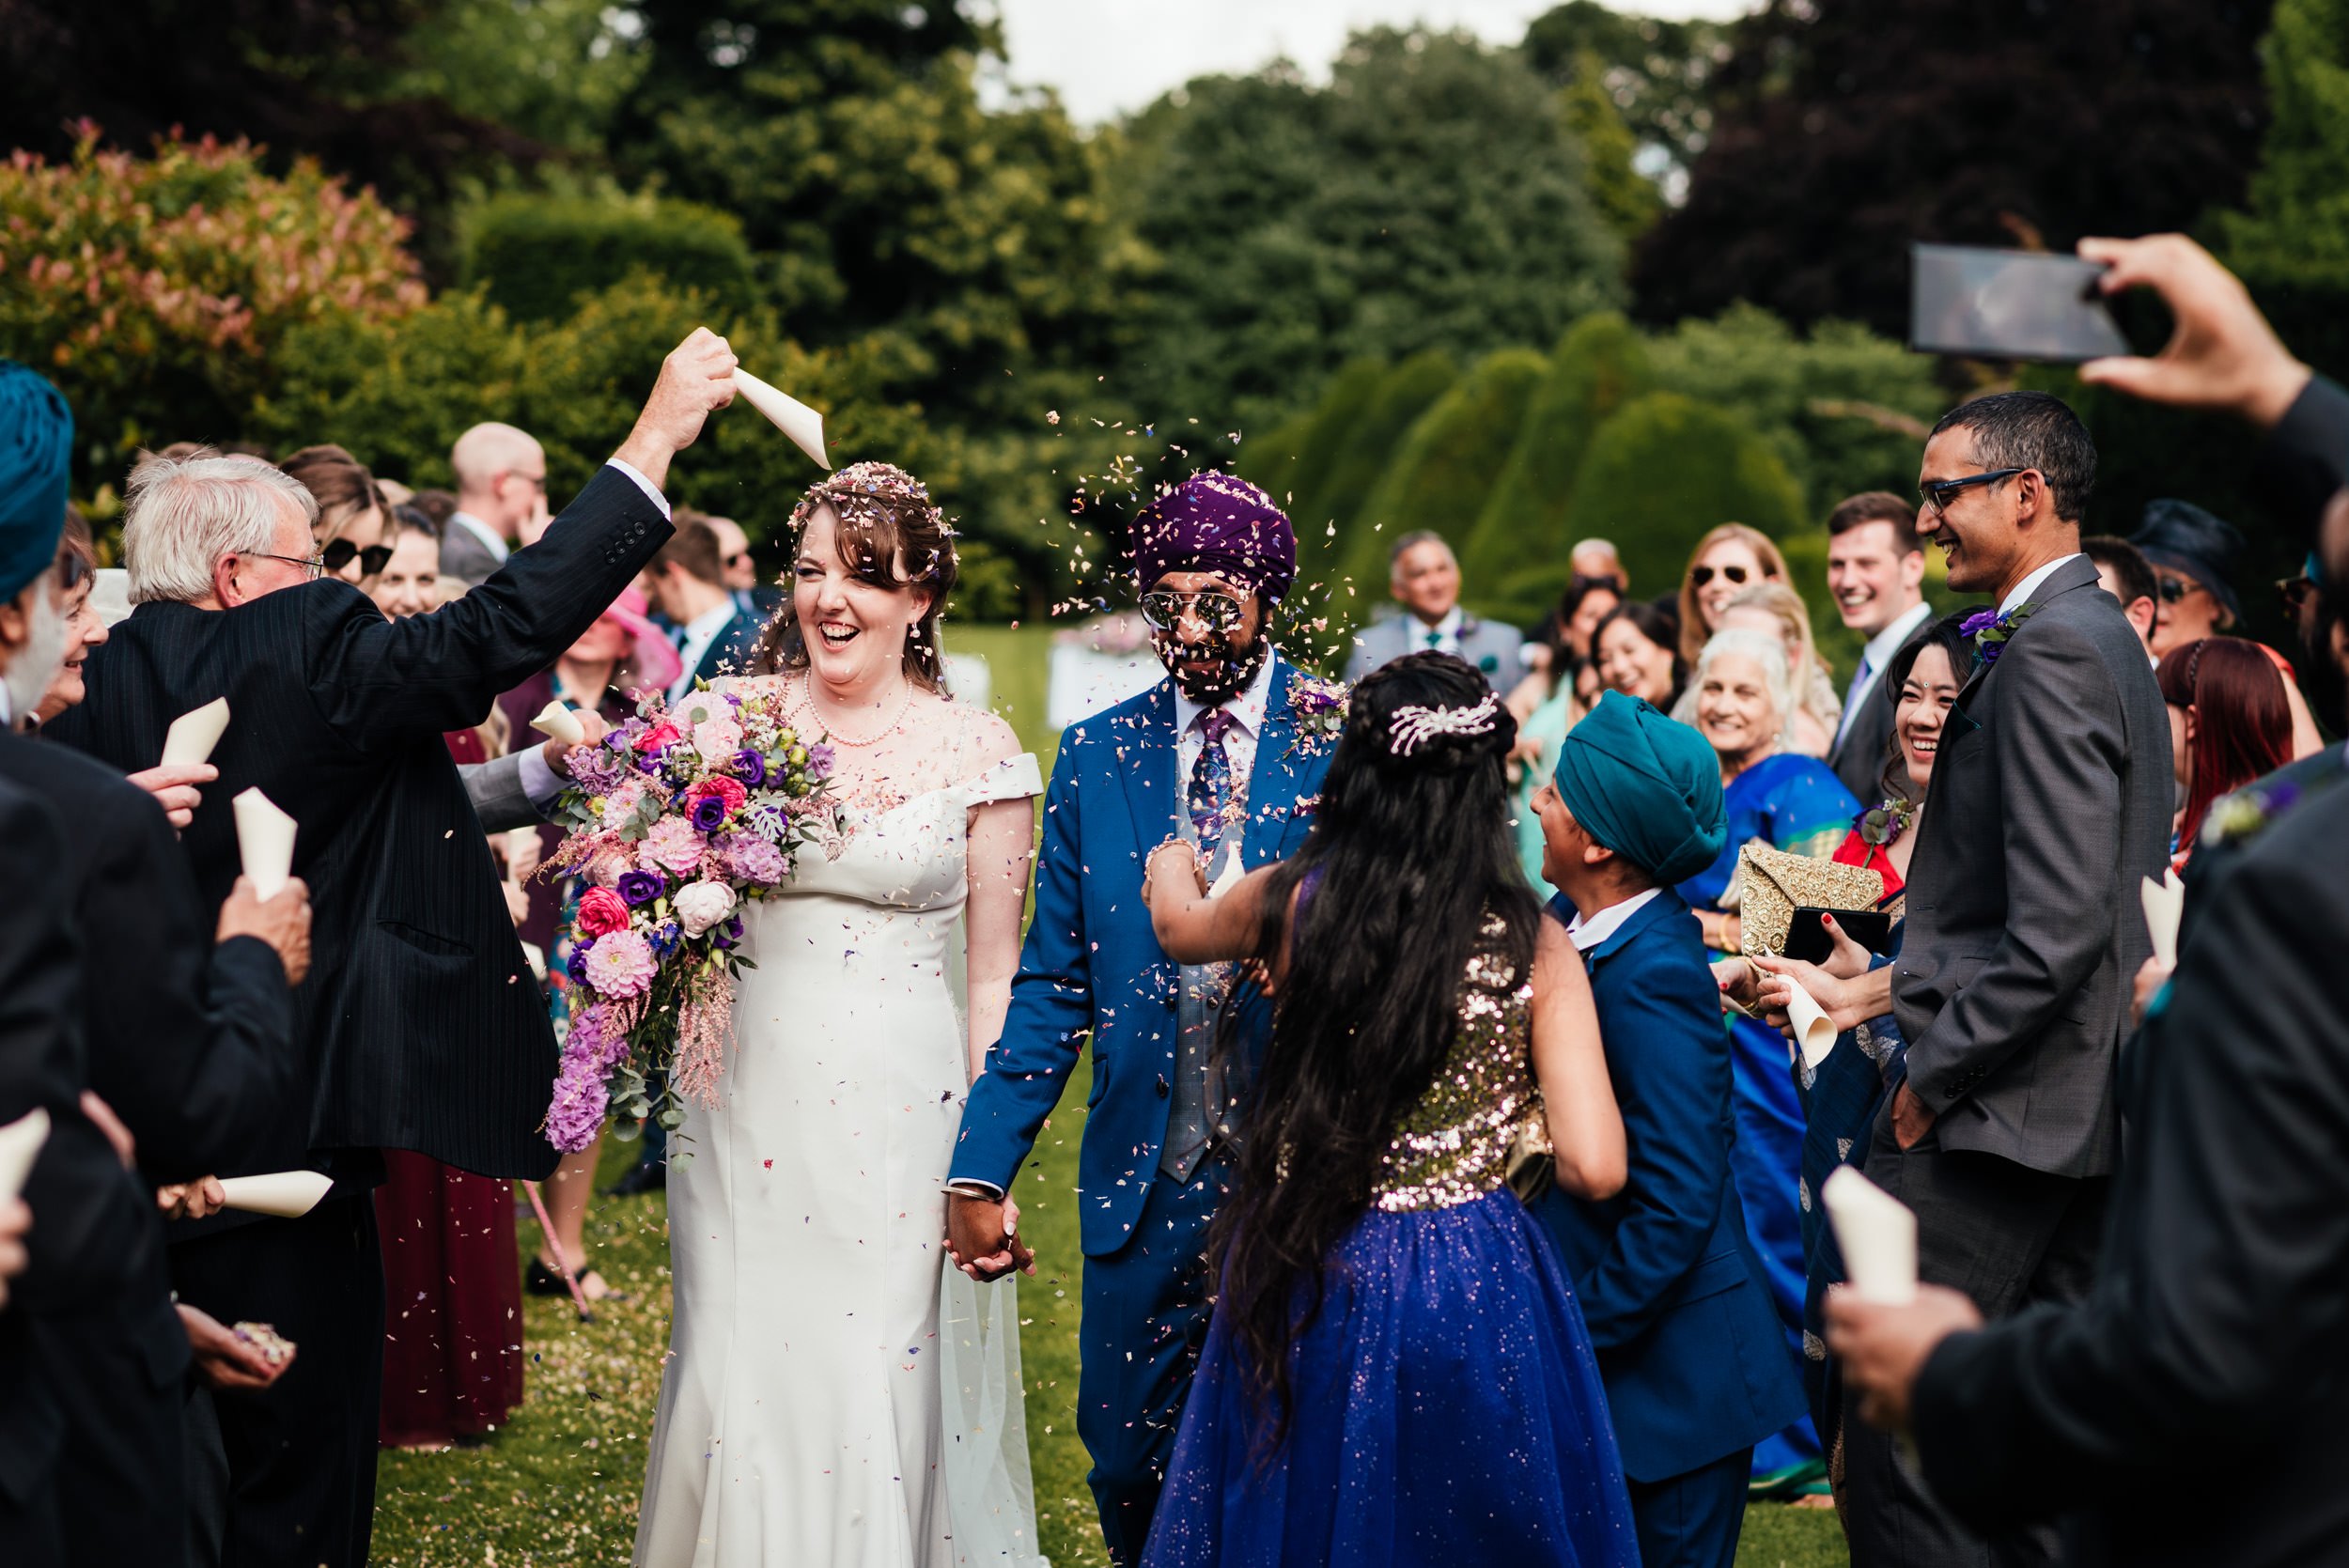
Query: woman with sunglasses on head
xmin=279 ymin=443 xmax=393 ymax=590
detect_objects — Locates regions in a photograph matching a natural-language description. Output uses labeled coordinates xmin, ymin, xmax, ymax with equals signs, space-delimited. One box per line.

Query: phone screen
xmin=1909 ymin=244 xmax=2129 ymax=364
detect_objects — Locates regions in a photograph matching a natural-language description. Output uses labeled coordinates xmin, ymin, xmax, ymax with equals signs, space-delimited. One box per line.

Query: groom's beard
xmin=2 ymin=581 xmax=68 ymax=724
xmin=1157 ymin=625 xmax=1269 ymax=707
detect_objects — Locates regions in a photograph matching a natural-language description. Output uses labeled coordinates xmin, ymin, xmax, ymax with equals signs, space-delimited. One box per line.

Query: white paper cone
xmin=529 ymin=699 xmax=585 ymax=746
xmin=0 ymin=1107 xmax=51 ymax=1203
xmin=2140 ymin=868 xmax=2185 ymax=970
xmin=1822 ymin=1166 xmax=1918 ymax=1305
xmin=1785 ymin=977 xmax=1840 ymax=1071
xmin=215 ymin=1170 xmax=334 ymax=1219
xmin=161 ymin=697 xmax=231 ymax=767
xmin=1207 ymin=856 xmax=1246 ymax=898
xmin=232 ymin=788 xmax=297 ymax=901
xmin=735 ymin=368 xmax=832 ymax=470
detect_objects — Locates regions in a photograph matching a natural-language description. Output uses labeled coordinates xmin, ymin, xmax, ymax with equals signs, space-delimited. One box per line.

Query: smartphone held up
xmin=1910 ymin=243 xmax=2130 ymax=364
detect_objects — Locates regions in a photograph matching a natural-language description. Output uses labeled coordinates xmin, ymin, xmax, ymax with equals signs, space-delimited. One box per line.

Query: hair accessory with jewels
xmin=1386 ymin=691 xmax=1501 ymax=756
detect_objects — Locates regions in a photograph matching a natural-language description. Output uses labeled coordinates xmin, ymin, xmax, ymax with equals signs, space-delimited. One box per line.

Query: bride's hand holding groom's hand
xmin=946 ymin=1191 xmax=1035 ymax=1283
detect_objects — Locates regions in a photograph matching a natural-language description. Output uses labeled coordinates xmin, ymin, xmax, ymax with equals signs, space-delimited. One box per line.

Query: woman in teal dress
xmin=1673 ymin=627 xmax=1859 ymax=1496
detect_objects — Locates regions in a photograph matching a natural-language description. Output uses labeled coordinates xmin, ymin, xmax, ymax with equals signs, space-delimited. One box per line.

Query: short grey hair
xmin=123 ymin=454 xmax=318 ymax=606
xmin=1694 ymin=626 xmax=1795 ymax=732
xmin=1388 ymin=529 xmax=1455 ymax=570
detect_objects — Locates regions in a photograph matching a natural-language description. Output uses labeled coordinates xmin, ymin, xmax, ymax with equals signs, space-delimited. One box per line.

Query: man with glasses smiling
xmin=1836 ymin=389 xmax=2172 ymax=1568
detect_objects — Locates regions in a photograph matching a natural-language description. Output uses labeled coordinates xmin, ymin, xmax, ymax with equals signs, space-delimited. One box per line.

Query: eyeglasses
xmin=1139 ymin=589 xmax=1247 ymax=632
xmin=2155 ymin=573 xmax=2209 ymax=605
xmin=321 ymin=539 xmax=395 ymax=577
xmin=2278 ymin=551 xmax=2326 ymax=615
xmin=724 ymin=551 xmax=754 ymax=569
xmin=1688 ymin=564 xmax=1749 ymax=588
xmin=1919 ymin=468 xmax=2028 ymax=516
xmin=246 ymin=550 xmax=326 ymax=580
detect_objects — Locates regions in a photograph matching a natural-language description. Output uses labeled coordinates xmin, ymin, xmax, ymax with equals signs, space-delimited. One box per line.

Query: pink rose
xmin=688 ymin=776 xmax=749 ymax=814
xmin=692 ymin=716 xmax=744 ymax=763
xmin=576 ymin=886 xmax=631 ymax=937
xmin=631 ymin=722 xmax=681 ymax=753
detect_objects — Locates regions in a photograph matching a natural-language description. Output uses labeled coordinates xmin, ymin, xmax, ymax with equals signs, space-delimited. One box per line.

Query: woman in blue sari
xmin=1673 ymin=628 xmax=1859 ymax=1497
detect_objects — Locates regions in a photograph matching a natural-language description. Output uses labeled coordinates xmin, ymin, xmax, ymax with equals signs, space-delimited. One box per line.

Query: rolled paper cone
xmin=529 ymin=699 xmax=585 ymax=746
xmin=1822 ymin=1165 xmax=1918 ymax=1305
xmin=215 ymin=1170 xmax=334 ymax=1219
xmin=1785 ymin=977 xmax=1839 ymax=1071
xmin=735 ymin=368 xmax=832 ymax=471
xmin=2140 ymin=868 xmax=2186 ymax=970
xmin=0 ymin=1107 xmax=51 ymax=1203
xmin=161 ymin=696 xmax=231 ymax=767
xmin=232 ymin=787 xmax=298 ymax=901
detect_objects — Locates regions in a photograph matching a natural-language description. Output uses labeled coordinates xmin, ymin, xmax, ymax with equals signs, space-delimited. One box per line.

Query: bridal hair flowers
xmin=1387 ymin=691 xmax=1501 ymax=756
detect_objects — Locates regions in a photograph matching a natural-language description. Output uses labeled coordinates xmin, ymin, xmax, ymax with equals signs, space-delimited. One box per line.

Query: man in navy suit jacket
xmin=944 ymin=474 xmax=1331 ymax=1563
xmin=1529 ymin=692 xmax=1806 ymax=1568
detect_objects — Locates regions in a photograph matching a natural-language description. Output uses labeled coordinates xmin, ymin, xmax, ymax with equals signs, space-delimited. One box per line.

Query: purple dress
xmin=1142 ymin=923 xmax=1639 ymax=1568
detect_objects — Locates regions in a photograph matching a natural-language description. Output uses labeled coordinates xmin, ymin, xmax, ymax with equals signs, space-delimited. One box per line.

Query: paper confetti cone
xmin=232 ymin=788 xmax=297 ymax=901
xmin=1821 ymin=1166 xmax=1918 ymax=1305
xmin=0 ymin=1107 xmax=51 ymax=1203
xmin=161 ymin=697 xmax=230 ymax=767
xmin=529 ymin=700 xmax=585 ymax=745
xmin=216 ymin=1170 xmax=334 ymax=1219
xmin=735 ymin=369 xmax=832 ymax=470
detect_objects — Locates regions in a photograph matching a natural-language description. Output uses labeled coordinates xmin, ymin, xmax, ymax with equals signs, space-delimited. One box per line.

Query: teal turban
xmin=1550 ymin=691 xmax=1726 ymax=887
xmin=0 ymin=360 xmax=71 ymax=603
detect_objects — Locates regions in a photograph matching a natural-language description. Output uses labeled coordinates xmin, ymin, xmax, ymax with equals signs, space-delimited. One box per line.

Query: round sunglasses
xmin=1139 ymin=589 xmax=1247 ymax=633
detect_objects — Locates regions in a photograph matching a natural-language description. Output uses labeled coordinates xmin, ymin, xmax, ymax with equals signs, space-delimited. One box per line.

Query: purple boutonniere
xmin=1961 ymin=601 xmax=2038 ymax=664
xmin=1286 ymin=675 xmax=1348 ymax=759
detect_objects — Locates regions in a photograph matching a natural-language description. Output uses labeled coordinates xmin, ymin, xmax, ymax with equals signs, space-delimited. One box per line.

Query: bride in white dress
xmin=635 ymin=464 xmax=1047 ymax=1568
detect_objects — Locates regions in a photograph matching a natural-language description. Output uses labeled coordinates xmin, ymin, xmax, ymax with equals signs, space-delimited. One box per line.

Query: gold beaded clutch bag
xmin=1504 ymin=1116 xmax=1554 ymax=1206
xmin=1735 ymin=841 xmax=1888 ymax=956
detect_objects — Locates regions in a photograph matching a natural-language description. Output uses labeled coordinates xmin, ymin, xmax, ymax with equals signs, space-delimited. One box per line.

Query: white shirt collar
xmin=1859 ymin=598 xmax=1934 ymax=673
xmin=1411 ymin=604 xmax=1466 ymax=639
xmin=681 ymin=600 xmax=736 ymax=643
xmin=1999 ymin=553 xmax=2080 ymax=617
xmin=0 ymin=683 xmax=12 ymax=729
xmin=1172 ymin=649 xmax=1277 ymax=740
xmin=447 ymin=510 xmax=510 ymax=565
xmin=1565 ymin=886 xmax=1661 ymax=952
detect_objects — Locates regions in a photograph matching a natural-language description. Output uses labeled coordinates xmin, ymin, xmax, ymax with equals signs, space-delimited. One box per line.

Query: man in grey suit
xmin=1342 ymin=530 xmax=1522 ymax=685
xmin=1842 ymin=391 xmax=2171 ymax=1566
xmin=1822 ymin=491 xmax=1934 ymax=803
xmin=438 ymin=422 xmax=549 ymax=588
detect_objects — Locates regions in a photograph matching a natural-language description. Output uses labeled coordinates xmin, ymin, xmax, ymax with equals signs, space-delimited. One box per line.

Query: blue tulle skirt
xmin=1141 ymin=1188 xmax=1639 ymax=1568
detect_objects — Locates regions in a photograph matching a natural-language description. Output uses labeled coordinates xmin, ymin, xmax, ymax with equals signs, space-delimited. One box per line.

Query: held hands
xmin=2077 ymin=234 xmax=2310 ymax=427
xmin=127 ymin=762 xmax=218 ymax=831
xmin=1142 ymin=839 xmax=1206 ymax=908
xmin=543 ymin=709 xmax=610 ymax=781
xmin=158 ymin=1174 xmax=227 ymax=1222
xmin=945 ymin=1191 xmax=1035 ymax=1282
xmin=1824 ymin=1282 xmax=1983 ymax=1433
xmin=216 ymin=874 xmax=314 ymax=986
xmin=2130 ymin=954 xmax=2174 ymax=1032
xmin=178 ymin=1303 xmax=297 ymax=1392
xmin=615 ymin=328 xmax=740 ymax=489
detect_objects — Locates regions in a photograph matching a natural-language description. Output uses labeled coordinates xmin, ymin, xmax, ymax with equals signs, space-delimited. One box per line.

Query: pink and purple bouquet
xmin=541 ymin=684 xmax=837 ymax=1151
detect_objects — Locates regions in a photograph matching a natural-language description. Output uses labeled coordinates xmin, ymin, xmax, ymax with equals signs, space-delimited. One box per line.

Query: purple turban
xmin=1130 ymin=473 xmax=1297 ymax=602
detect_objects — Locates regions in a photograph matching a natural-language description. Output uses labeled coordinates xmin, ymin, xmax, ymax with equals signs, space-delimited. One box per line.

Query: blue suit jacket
xmin=1533 ymin=889 xmax=1806 ymax=1483
xmin=950 ymin=657 xmax=1331 ymax=1256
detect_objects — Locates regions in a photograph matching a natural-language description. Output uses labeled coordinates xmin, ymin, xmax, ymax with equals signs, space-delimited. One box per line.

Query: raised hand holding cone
xmin=735 ymin=369 xmax=831 ymax=471
xmin=530 ymin=700 xmax=585 ymax=746
xmin=217 ymin=1170 xmax=334 ymax=1219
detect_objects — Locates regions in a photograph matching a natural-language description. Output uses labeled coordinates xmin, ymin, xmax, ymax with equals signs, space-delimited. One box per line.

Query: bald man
xmin=703 ymin=513 xmax=784 ymax=619
xmin=441 ymin=422 xmax=548 ymax=587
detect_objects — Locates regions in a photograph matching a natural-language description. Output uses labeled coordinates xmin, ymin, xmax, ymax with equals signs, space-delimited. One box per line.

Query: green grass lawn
xmin=370 ymin=625 xmax=1848 ymax=1565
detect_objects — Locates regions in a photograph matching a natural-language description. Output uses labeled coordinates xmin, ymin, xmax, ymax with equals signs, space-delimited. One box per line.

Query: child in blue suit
xmin=1529 ymin=692 xmax=1808 ymax=1568
xmin=943 ymin=474 xmax=1334 ymax=1564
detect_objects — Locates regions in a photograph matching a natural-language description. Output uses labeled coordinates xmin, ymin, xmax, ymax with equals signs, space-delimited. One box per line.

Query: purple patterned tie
xmin=1189 ymin=709 xmax=1236 ymax=854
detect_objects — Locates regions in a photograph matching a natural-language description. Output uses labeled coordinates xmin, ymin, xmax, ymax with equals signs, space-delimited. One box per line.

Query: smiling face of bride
xmin=793 ymin=503 xmax=939 ymax=697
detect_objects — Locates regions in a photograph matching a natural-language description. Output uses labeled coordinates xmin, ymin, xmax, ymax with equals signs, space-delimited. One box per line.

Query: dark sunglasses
xmin=724 ymin=551 xmax=754 ymax=568
xmin=321 ymin=538 xmax=396 ymax=576
xmin=1139 ymin=588 xmax=1247 ymax=632
xmin=2154 ymin=573 xmax=2209 ymax=605
xmin=1919 ymin=467 xmax=2028 ymax=516
xmin=1688 ymin=564 xmax=1749 ymax=588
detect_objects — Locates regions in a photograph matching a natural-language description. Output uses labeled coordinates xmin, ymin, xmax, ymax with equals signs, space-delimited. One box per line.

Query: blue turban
xmin=1130 ymin=473 xmax=1297 ymax=602
xmin=1550 ymin=691 xmax=1726 ymax=887
xmin=0 ymin=360 xmax=72 ymax=603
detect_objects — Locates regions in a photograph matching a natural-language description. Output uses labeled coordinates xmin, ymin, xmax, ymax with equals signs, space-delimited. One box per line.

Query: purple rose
xmin=565 ymin=941 xmax=593 ymax=982
xmin=616 ymin=869 xmax=665 ymax=907
xmin=690 ymin=794 xmax=729 ymax=833
xmin=806 ymin=743 xmax=836 ymax=779
xmin=711 ymin=913 xmax=745 ymax=951
xmin=1959 ymin=608 xmax=2000 ymax=638
xmin=730 ymin=749 xmax=768 ymax=787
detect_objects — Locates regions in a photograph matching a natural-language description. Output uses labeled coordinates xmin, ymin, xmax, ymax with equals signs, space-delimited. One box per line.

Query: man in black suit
xmin=1823 ymin=490 xmax=1935 ymax=802
xmin=1829 ymin=234 xmax=2349 ymax=1568
xmin=643 ymin=510 xmax=762 ymax=704
xmin=1840 ymin=389 xmax=2171 ymax=1566
xmin=48 ymin=327 xmax=738 ymax=1568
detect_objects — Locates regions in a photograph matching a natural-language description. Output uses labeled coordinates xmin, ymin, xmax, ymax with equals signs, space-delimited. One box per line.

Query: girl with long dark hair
xmin=1137 ymin=652 xmax=1637 ymax=1567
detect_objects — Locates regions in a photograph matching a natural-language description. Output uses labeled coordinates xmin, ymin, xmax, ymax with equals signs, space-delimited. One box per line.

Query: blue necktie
xmin=1189 ymin=709 xmax=1236 ymax=855
xmin=1835 ymin=655 xmax=1874 ymax=747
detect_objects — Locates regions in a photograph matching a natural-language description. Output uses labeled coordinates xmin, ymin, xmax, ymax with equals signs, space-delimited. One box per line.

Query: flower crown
xmin=1386 ymin=691 xmax=1501 ymax=756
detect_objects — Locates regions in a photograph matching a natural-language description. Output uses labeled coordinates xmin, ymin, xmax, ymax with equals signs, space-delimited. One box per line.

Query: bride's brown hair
xmin=749 ymin=460 xmax=959 ymax=690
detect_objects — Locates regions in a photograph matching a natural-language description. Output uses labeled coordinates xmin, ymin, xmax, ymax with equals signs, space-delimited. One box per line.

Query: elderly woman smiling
xmin=1671 ymin=624 xmax=1861 ymax=1495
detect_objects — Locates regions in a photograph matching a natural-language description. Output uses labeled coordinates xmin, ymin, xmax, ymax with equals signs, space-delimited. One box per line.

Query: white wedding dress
xmin=634 ymin=742 xmax=1049 ymax=1568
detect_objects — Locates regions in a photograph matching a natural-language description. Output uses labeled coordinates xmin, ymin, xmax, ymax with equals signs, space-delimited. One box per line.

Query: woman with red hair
xmin=2158 ymin=636 xmax=2295 ymax=869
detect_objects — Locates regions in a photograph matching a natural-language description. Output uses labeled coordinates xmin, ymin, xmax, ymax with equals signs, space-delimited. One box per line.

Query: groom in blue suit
xmin=946 ymin=474 xmax=1332 ymax=1563
xmin=1531 ymin=694 xmax=1807 ymax=1568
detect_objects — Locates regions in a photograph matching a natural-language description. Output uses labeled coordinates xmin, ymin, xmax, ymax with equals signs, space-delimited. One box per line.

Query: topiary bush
xmin=1564 ymin=391 xmax=1807 ymax=608
xmin=1281 ymin=357 xmax=1392 ymax=527
xmin=1309 ymin=349 xmax=1459 ymax=580
xmin=460 ymin=192 xmax=758 ymax=324
xmin=1462 ymin=312 xmax=1653 ymax=613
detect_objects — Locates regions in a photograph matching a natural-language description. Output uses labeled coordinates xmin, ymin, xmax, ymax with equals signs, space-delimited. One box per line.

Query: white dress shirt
xmin=1833 ymin=598 xmax=1935 ymax=748
xmin=1408 ymin=605 xmax=1466 ymax=657
xmin=1564 ymin=887 xmax=1661 ymax=952
xmin=668 ymin=601 xmax=738 ymax=704
xmin=2000 ymin=553 xmax=2080 ymax=617
xmin=1172 ymin=653 xmax=1275 ymax=801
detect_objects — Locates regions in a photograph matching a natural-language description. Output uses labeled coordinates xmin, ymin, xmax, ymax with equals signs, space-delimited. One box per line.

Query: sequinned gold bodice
xmin=1371 ymin=919 xmax=1541 ymax=1213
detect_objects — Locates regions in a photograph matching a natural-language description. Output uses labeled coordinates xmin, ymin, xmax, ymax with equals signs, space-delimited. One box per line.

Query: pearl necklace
xmin=794 ymin=673 xmax=913 ymax=748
